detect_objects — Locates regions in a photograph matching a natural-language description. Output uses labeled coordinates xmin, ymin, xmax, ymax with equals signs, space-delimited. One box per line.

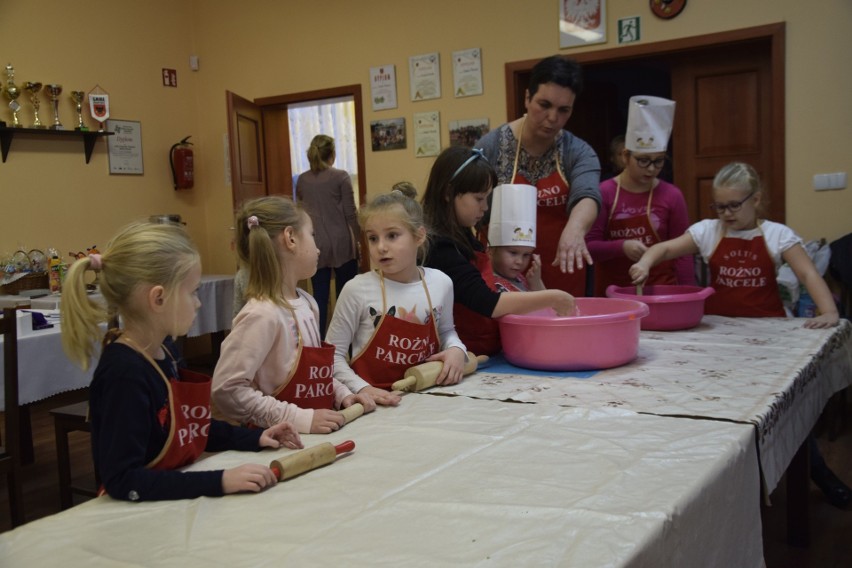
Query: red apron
xmin=119 ymin=338 xmax=213 ymax=472
xmin=453 ymin=250 xmax=503 ymax=356
xmin=510 ymin=117 xmax=586 ymax=296
xmin=351 ymin=269 xmax=441 ymax=389
xmin=594 ymin=181 xmax=676 ymax=296
xmin=270 ymin=300 xmax=335 ymax=410
xmin=493 ymin=273 xmax=526 ymax=292
xmin=705 ymin=224 xmax=785 ymax=317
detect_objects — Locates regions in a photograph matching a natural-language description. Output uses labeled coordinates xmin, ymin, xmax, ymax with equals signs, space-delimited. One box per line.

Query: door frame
xmin=255 ymin=85 xmax=367 ymax=204
xmin=504 ymin=23 xmax=785 ymax=220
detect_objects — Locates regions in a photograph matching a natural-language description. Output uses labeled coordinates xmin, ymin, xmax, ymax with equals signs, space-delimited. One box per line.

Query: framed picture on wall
xmin=559 ymin=0 xmax=607 ymax=49
xmin=449 ymin=118 xmax=490 ymax=148
xmin=370 ymin=118 xmax=406 ymax=151
xmin=106 ymin=119 xmax=144 ymax=174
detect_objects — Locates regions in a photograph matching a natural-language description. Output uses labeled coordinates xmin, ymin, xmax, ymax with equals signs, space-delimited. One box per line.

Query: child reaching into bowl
xmin=629 ymin=162 xmax=838 ymax=329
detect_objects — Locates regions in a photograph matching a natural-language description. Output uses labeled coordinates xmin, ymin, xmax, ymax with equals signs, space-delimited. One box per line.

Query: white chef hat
xmin=487 ymin=183 xmax=537 ymax=248
xmin=625 ymin=95 xmax=676 ymax=153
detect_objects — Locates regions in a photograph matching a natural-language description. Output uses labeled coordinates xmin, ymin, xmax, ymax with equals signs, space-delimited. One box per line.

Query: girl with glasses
xmin=630 ymin=162 xmax=838 ymax=328
xmin=587 ymin=96 xmax=695 ymax=296
xmin=422 ymin=146 xmax=575 ymax=356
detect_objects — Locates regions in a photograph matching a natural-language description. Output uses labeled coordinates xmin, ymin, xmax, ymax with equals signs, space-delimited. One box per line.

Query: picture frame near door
xmin=559 ymin=0 xmax=607 ymax=49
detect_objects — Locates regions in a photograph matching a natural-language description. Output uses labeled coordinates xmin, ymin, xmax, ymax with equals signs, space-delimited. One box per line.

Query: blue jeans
xmin=312 ymin=259 xmax=359 ymax=337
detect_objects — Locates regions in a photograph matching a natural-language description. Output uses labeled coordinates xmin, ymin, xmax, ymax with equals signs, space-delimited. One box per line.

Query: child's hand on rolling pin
xmin=425 ymin=346 xmax=467 ymax=385
xmin=222 ymin=463 xmax=279 ymax=494
xmin=342 ymin=392 xmax=376 ymax=413
xmin=259 ymin=421 xmax=304 ymax=450
xmin=311 ymin=409 xmax=346 ymax=434
xmin=358 ymin=385 xmax=402 ymax=406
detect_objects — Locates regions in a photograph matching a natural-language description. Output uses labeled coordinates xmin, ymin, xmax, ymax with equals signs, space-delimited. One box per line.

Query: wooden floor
xmin=2 ymin=389 xmax=851 ymax=566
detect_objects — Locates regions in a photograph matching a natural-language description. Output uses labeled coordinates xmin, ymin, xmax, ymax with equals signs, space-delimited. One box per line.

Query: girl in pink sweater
xmin=212 ymin=196 xmax=373 ymax=434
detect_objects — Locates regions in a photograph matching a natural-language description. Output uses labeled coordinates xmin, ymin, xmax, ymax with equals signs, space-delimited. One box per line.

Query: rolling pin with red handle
xmin=391 ymin=351 xmax=489 ymax=393
xmin=269 ymin=440 xmax=355 ymax=481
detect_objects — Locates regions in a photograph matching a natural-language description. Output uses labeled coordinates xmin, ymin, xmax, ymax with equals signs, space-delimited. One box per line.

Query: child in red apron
xmin=422 ymin=146 xmax=576 ymax=356
xmin=212 ymin=196 xmax=374 ymax=435
xmin=488 ymin=183 xmax=545 ymax=293
xmin=629 ymin=162 xmax=839 ymax=329
xmin=326 ymin=191 xmax=468 ymax=399
xmin=60 ymin=222 xmax=302 ymax=502
xmin=587 ymin=96 xmax=694 ymax=296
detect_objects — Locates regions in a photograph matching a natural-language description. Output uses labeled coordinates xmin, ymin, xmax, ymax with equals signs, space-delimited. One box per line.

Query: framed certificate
xmin=106 ymin=119 xmax=144 ymax=174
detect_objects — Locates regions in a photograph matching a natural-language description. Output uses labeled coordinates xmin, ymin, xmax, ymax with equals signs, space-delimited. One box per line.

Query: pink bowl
xmin=498 ymin=297 xmax=649 ymax=371
xmin=605 ymin=285 xmax=715 ymax=331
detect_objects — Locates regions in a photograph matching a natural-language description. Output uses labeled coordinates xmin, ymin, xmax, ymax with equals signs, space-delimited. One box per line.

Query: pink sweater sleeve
xmin=586 ymin=178 xmax=626 ymax=262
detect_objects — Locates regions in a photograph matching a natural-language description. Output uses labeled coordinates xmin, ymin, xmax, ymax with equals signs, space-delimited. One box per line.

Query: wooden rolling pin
xmin=340 ymin=402 xmax=364 ymax=424
xmin=391 ymin=351 xmax=488 ymax=393
xmin=269 ymin=440 xmax=355 ymax=481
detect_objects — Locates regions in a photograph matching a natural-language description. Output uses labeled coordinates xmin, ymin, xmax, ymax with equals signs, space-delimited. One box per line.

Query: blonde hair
xmin=391 ymin=181 xmax=417 ymax=200
xmin=713 ymin=162 xmax=768 ymax=217
xmin=61 ymin=222 xmax=200 ymax=370
xmin=234 ymin=195 xmax=307 ymax=307
xmin=359 ymin=192 xmax=430 ymax=263
xmin=307 ymin=134 xmax=335 ymax=173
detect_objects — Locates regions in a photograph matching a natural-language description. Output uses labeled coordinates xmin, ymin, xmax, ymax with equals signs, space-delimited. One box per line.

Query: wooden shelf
xmin=0 ymin=126 xmax=113 ymax=164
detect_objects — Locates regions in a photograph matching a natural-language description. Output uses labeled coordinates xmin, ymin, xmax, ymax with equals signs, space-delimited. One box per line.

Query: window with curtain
xmin=287 ymin=96 xmax=358 ymax=204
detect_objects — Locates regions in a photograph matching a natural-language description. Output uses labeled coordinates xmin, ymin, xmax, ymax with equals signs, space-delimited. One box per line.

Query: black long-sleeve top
xmin=424 ymin=232 xmax=501 ymax=317
xmin=90 ymin=342 xmax=263 ymax=502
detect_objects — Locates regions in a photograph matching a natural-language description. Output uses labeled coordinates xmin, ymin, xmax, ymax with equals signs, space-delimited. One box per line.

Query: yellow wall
xmin=2 ymin=0 xmax=850 ymax=275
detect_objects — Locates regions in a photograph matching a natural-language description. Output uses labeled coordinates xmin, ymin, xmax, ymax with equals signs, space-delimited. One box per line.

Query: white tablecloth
xmin=0 ymin=275 xmax=235 ymax=410
xmin=0 ymin=395 xmax=762 ymax=568
xmin=434 ymin=317 xmax=852 ymax=492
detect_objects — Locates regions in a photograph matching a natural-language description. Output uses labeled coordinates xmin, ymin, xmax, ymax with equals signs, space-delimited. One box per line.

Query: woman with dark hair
xmin=296 ymin=134 xmax=360 ymax=336
xmin=476 ymin=55 xmax=601 ymax=296
xmin=422 ymin=146 xmax=575 ymax=355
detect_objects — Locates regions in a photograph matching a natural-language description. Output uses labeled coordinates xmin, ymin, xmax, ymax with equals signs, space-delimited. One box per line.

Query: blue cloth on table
xmin=480 ymin=353 xmax=599 ymax=379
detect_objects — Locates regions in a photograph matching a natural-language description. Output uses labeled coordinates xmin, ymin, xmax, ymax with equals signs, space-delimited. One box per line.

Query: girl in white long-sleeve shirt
xmin=326 ymin=191 xmax=468 ymax=405
xmin=212 ymin=196 xmax=373 ymax=434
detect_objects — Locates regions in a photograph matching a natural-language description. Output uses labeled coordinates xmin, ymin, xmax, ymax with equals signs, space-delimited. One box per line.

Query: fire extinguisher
xmin=170 ymin=136 xmax=194 ymax=190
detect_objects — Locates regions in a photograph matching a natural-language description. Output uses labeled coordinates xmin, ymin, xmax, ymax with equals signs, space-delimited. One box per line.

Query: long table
xmin=435 ymin=317 xmax=852 ymax=493
xmin=0 ymin=395 xmax=763 ymax=567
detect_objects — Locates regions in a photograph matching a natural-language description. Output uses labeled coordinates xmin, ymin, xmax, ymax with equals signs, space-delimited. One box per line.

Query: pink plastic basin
xmin=606 ymin=285 xmax=715 ymax=331
xmin=498 ymin=297 xmax=649 ymax=371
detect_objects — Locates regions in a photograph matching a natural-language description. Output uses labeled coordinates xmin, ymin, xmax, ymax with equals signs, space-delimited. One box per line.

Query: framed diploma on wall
xmin=106 ymin=119 xmax=144 ymax=174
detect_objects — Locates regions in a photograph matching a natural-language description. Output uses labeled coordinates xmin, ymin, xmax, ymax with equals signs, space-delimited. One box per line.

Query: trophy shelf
xmin=0 ymin=126 xmax=114 ymax=164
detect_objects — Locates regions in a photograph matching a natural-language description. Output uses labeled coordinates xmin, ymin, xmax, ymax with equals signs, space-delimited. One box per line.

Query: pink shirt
xmin=211 ymin=293 xmax=353 ymax=433
xmin=587 ymin=177 xmax=695 ymax=286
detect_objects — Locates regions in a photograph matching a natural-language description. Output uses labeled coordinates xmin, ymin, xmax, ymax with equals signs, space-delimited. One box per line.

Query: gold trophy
xmin=4 ymin=64 xmax=23 ymax=128
xmin=70 ymin=90 xmax=87 ymax=131
xmin=45 ymin=84 xmax=63 ymax=130
xmin=24 ymin=81 xmax=46 ymax=129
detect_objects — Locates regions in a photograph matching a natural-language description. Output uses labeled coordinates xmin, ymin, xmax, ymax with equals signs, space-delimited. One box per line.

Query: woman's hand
xmin=222 ymin=463 xmax=278 ymax=494
xmin=426 ymin=347 xmax=467 ymax=385
xmin=554 ymin=224 xmax=594 ymax=274
xmin=259 ymin=421 xmax=304 ymax=450
xmin=310 ymin=409 xmax=346 ymax=434
xmin=803 ymin=312 xmax=839 ymax=329
xmin=622 ymin=240 xmax=648 ymax=262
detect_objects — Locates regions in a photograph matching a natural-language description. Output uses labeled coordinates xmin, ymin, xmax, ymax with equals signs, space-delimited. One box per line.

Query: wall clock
xmin=650 ymin=0 xmax=687 ymax=19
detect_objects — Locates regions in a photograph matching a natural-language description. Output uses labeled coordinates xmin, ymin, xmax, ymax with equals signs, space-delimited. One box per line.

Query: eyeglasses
xmin=450 ymin=148 xmax=486 ymax=182
xmin=633 ymin=155 xmax=667 ymax=169
xmin=709 ymin=192 xmax=755 ymax=214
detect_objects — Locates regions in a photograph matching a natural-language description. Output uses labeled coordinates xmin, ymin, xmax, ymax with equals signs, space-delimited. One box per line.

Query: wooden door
xmin=670 ymin=40 xmax=782 ymax=223
xmin=226 ymin=91 xmax=267 ymax=206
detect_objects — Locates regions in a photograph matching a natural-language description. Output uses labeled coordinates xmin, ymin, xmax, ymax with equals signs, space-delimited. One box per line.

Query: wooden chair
xmin=0 ymin=307 xmax=25 ymax=527
xmin=50 ymin=400 xmax=98 ymax=509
